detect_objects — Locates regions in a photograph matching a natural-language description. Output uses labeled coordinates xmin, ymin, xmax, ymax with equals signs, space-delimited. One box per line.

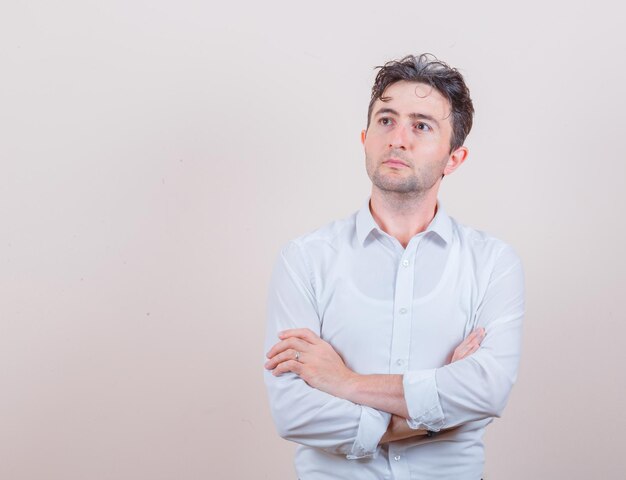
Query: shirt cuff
xmin=403 ymin=369 xmax=445 ymax=431
xmin=346 ymin=406 xmax=391 ymax=460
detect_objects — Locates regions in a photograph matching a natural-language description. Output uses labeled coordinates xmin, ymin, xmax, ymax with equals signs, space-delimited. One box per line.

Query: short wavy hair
xmin=367 ymin=54 xmax=474 ymax=152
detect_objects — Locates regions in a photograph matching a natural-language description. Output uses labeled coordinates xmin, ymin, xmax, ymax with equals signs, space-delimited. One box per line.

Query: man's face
xmin=362 ymin=80 xmax=461 ymax=197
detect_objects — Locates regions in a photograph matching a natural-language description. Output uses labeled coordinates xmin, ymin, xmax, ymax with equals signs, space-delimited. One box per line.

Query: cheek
xmin=416 ymin=139 xmax=449 ymax=158
xmin=363 ymin=142 xmax=379 ymax=164
xmin=364 ymin=153 xmax=380 ymax=178
xmin=364 ymin=155 xmax=375 ymax=175
xmin=364 ymin=132 xmax=386 ymax=149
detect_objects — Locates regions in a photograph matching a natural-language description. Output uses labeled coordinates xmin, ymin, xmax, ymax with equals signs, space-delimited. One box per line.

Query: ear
xmin=361 ymin=129 xmax=367 ymax=145
xmin=443 ymin=146 xmax=469 ymax=176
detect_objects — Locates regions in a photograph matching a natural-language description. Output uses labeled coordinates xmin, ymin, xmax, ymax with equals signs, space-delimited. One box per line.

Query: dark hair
xmin=367 ymin=54 xmax=474 ymax=152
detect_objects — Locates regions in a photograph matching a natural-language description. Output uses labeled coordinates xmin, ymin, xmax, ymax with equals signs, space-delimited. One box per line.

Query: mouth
xmin=383 ymin=158 xmax=410 ymax=168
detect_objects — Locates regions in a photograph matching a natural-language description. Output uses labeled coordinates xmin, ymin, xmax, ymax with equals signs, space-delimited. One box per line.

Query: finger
xmin=452 ymin=339 xmax=480 ymax=362
xmin=468 ymin=329 xmax=480 ymax=338
xmin=451 ymin=346 xmax=464 ymax=363
xmin=457 ymin=344 xmax=479 ymax=360
xmin=265 ymin=349 xmax=300 ymax=370
xmin=455 ymin=334 xmax=477 ymax=353
xmin=272 ymin=359 xmax=302 ymax=376
xmin=461 ymin=330 xmax=480 ymax=345
xmin=266 ymin=337 xmax=311 ymax=359
xmin=278 ymin=328 xmax=321 ymax=344
xmin=468 ymin=328 xmax=484 ymax=341
xmin=463 ymin=328 xmax=485 ymax=347
xmin=460 ymin=342 xmax=480 ymax=359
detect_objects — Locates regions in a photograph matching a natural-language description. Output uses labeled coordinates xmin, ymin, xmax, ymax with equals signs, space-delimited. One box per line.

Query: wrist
xmin=339 ymin=370 xmax=362 ymax=401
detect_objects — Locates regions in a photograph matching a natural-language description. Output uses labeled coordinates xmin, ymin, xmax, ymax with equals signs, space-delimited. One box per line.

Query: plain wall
xmin=1 ymin=1 xmax=625 ymax=478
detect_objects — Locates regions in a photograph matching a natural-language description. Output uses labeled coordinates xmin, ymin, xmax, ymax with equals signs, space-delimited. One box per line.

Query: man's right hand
xmin=450 ymin=327 xmax=485 ymax=363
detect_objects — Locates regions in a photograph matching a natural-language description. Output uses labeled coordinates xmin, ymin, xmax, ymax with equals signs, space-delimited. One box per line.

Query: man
xmin=263 ymin=54 xmax=524 ymax=479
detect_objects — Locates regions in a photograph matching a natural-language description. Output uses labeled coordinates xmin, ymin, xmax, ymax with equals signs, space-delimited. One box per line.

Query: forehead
xmin=375 ymin=80 xmax=451 ymax=120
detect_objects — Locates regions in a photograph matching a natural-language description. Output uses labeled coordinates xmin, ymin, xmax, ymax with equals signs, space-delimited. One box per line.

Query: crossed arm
xmin=264 ymin=241 xmax=524 ymax=456
xmin=265 ymin=326 xmax=485 ymax=443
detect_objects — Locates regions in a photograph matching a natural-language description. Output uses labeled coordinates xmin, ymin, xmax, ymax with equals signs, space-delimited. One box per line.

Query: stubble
xmin=366 ymin=154 xmax=444 ymax=200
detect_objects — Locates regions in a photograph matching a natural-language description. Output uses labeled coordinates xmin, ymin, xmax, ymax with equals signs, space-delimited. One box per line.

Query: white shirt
xmin=264 ymin=199 xmax=524 ymax=480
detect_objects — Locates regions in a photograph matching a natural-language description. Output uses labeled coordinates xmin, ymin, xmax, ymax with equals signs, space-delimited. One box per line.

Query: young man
xmin=264 ymin=54 xmax=524 ymax=479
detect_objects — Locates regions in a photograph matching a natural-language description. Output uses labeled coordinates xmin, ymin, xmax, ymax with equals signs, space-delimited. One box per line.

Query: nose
xmin=388 ymin=123 xmax=410 ymax=150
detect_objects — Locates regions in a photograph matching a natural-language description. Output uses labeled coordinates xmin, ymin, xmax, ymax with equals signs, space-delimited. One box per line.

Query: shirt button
xmin=402 ymin=259 xmax=409 ymax=267
xmin=399 ymin=308 xmax=407 ymax=314
xmin=396 ymin=359 xmax=404 ymax=366
xmin=394 ymin=455 xmax=401 ymax=461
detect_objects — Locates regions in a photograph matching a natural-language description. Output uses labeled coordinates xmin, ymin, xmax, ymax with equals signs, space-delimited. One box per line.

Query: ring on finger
xmin=295 ymin=351 xmax=301 ymax=361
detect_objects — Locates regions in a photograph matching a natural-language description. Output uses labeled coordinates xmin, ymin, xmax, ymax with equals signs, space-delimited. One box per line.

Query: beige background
xmin=1 ymin=1 xmax=625 ymax=478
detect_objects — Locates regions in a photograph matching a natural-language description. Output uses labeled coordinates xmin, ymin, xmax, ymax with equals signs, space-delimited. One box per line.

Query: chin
xmin=375 ymin=180 xmax=422 ymax=195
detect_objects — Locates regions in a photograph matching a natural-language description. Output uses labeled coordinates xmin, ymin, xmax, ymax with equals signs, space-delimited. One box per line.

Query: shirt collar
xmin=356 ymin=197 xmax=453 ymax=246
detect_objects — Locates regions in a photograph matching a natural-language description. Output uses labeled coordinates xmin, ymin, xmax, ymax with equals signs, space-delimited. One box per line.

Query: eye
xmin=378 ymin=117 xmax=393 ymax=126
xmin=416 ymin=122 xmax=431 ymax=132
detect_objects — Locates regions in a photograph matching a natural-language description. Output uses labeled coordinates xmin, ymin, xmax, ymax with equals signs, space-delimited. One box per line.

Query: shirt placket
xmin=388 ymin=236 xmax=420 ymax=479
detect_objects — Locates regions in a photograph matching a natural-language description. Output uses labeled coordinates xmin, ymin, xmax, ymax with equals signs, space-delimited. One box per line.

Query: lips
xmin=383 ymin=158 xmax=409 ymax=168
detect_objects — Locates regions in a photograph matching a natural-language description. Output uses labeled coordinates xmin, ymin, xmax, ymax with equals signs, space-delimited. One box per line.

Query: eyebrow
xmin=374 ymin=107 xmax=441 ymax=128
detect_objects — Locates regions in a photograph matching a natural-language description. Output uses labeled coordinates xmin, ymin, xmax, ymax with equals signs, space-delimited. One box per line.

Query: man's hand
xmin=264 ymin=328 xmax=356 ymax=399
xmin=450 ymin=327 xmax=485 ymax=363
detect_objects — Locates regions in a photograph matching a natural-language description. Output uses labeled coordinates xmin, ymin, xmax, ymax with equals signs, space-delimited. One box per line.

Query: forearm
xmin=271 ymin=373 xmax=424 ymax=448
xmin=265 ymin=369 xmax=391 ymax=457
xmin=344 ymin=347 xmax=518 ymax=435
xmin=431 ymin=352 xmax=516 ymax=427
xmin=380 ymin=414 xmax=428 ymax=443
xmin=343 ymin=373 xmax=409 ymax=418
xmin=343 ymin=375 xmax=457 ymax=444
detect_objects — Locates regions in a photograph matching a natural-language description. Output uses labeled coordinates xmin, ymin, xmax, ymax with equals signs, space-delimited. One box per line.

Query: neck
xmin=369 ymin=186 xmax=439 ymax=248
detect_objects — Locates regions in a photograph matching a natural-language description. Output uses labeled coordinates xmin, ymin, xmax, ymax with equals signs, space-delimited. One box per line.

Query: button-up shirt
xmin=264 ymin=199 xmax=524 ymax=479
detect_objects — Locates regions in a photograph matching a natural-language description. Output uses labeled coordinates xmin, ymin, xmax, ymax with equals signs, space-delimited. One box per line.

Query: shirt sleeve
xmin=403 ymin=244 xmax=525 ymax=431
xmin=264 ymin=241 xmax=390 ymax=458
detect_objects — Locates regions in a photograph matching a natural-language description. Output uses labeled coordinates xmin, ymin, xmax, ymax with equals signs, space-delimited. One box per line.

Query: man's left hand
xmin=264 ymin=328 xmax=356 ymax=399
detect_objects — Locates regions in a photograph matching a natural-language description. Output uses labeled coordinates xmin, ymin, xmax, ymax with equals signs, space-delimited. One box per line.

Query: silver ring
xmin=295 ymin=351 xmax=300 ymax=361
